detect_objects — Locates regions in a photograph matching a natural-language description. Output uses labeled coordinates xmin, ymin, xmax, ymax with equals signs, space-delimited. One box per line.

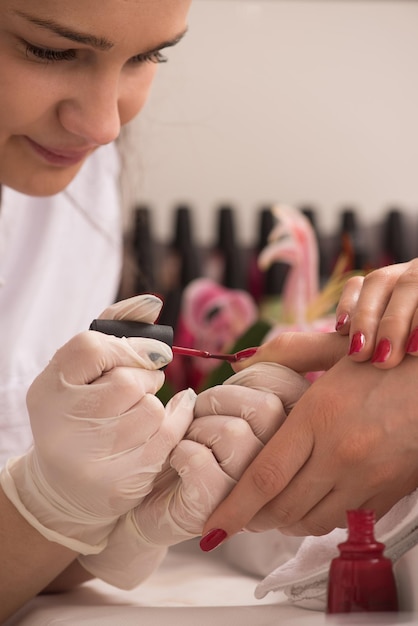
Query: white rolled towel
xmin=255 ymin=489 xmax=418 ymax=611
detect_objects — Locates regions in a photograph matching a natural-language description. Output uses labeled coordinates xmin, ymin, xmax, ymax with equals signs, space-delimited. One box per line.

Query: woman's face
xmin=0 ymin=0 xmax=191 ymax=196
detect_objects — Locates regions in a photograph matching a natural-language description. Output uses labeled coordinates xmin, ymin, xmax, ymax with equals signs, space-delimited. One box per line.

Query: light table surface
xmin=5 ymin=540 xmax=418 ymax=626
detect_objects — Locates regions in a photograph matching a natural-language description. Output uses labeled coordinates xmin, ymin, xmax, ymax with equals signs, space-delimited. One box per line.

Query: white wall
xmin=126 ymin=0 xmax=418 ymax=245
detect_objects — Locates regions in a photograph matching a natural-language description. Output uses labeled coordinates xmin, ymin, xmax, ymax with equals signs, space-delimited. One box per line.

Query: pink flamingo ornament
xmin=165 ymin=277 xmax=258 ymax=391
xmin=258 ymin=204 xmax=321 ymax=329
xmin=258 ymin=205 xmax=357 ymax=380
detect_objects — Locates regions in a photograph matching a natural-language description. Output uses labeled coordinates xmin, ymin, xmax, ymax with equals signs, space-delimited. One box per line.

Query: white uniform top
xmin=0 ymin=143 xmax=123 ymax=467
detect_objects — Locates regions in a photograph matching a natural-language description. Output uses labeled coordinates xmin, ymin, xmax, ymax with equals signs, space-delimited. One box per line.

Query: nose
xmin=58 ymin=74 xmax=121 ymax=146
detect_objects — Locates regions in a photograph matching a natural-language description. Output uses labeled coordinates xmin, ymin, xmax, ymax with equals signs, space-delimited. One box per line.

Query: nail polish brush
xmin=90 ymin=319 xmax=257 ymax=363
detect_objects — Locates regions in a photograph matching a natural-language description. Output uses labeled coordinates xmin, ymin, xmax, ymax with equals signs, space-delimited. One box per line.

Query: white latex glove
xmin=80 ymin=362 xmax=309 ymax=589
xmin=1 ymin=295 xmax=195 ymax=555
xmin=222 ymin=362 xmax=311 ymax=421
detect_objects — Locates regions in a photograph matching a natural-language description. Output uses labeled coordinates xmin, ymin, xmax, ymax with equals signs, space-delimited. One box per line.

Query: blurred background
xmin=123 ymin=0 xmax=418 ymax=245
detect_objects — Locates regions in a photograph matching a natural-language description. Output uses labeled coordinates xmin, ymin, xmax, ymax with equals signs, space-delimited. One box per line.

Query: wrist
xmin=79 ymin=511 xmax=168 ymax=589
xmin=1 ymin=455 xmax=114 ymax=555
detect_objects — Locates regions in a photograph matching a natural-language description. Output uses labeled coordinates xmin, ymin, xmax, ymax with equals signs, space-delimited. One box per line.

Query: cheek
xmin=119 ymin=64 xmax=158 ymax=126
xmin=0 ymin=71 xmax=51 ymax=134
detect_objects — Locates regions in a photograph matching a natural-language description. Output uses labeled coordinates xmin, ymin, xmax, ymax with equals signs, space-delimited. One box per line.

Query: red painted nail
xmin=371 ymin=338 xmax=392 ymax=363
xmin=199 ymin=529 xmax=227 ymax=552
xmin=234 ymin=347 xmax=258 ymax=361
xmin=335 ymin=313 xmax=349 ymax=331
xmin=406 ymin=327 xmax=418 ymax=354
xmin=348 ymin=331 xmax=365 ymax=355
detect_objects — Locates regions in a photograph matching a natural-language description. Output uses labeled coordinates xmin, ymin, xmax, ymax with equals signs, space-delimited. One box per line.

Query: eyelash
xmin=24 ymin=43 xmax=167 ymax=65
xmin=130 ymin=51 xmax=167 ymax=65
xmin=25 ymin=44 xmax=75 ymax=62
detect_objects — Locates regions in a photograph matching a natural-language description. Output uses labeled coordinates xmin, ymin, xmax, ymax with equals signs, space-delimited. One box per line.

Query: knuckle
xmin=248 ymin=502 xmax=295 ymax=530
xmin=80 ymin=328 xmax=101 ymax=345
xmin=408 ymin=259 xmax=418 ymax=277
xmin=108 ymin=366 xmax=139 ymax=392
xmin=378 ymin=311 xmax=407 ymax=328
xmin=335 ymin=439 xmax=365 ymax=467
xmin=334 ymin=427 xmax=378 ymax=467
xmin=272 ymin=504 xmax=295 ymax=528
xmin=300 ymin=515 xmax=335 ymax=536
xmin=223 ymin=418 xmax=252 ymax=439
xmin=208 ymin=386 xmax=227 ymax=415
xmin=341 ymin=274 xmax=364 ymax=296
xmin=363 ymin=265 xmax=393 ymax=287
xmin=194 ymin=386 xmax=225 ymax=417
xmin=66 ymin=331 xmax=101 ymax=358
xmin=249 ymin=457 xmax=287 ymax=499
xmin=396 ymin=264 xmax=418 ymax=288
xmin=259 ymin=333 xmax=296 ymax=358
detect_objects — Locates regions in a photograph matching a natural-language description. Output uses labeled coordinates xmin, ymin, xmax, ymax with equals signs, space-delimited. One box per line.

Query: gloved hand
xmin=0 ymin=295 xmax=195 ymax=555
xmin=80 ymin=362 xmax=310 ymax=589
xmin=224 ymin=361 xmax=311 ymax=416
xmin=154 ymin=362 xmax=310 ymax=538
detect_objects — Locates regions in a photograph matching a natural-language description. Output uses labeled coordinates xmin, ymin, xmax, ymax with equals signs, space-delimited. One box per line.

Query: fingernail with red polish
xmin=406 ymin=327 xmax=418 ymax=354
xmin=371 ymin=338 xmax=392 ymax=363
xmin=348 ymin=331 xmax=365 ymax=355
xmin=235 ymin=347 xmax=258 ymax=362
xmin=335 ymin=313 xmax=349 ymax=331
xmin=199 ymin=529 xmax=227 ymax=552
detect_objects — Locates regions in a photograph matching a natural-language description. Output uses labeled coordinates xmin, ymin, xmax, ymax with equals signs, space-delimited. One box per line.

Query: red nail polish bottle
xmin=327 ymin=509 xmax=398 ymax=614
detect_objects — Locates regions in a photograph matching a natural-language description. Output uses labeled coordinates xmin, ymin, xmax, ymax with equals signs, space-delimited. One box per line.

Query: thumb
xmin=48 ymin=333 xmax=171 ymax=386
xmin=233 ymin=331 xmax=349 ymax=375
xmin=99 ymin=294 xmax=163 ymax=324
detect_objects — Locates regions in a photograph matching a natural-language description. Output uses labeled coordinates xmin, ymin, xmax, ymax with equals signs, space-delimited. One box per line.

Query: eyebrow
xmin=13 ymin=10 xmax=187 ymax=53
xmin=13 ymin=10 xmax=114 ymax=50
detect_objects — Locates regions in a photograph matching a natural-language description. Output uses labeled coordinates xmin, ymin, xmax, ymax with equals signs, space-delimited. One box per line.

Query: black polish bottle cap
xmin=89 ymin=319 xmax=174 ymax=347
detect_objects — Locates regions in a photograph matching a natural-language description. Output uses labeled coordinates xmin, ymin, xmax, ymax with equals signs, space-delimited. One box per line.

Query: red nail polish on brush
xmin=327 ymin=509 xmax=398 ymax=614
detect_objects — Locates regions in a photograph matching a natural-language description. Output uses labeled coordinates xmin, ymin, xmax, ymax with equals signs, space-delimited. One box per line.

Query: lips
xmin=24 ymin=136 xmax=92 ymax=167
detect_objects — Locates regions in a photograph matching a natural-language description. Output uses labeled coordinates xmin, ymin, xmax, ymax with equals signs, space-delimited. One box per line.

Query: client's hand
xmin=0 ymin=295 xmax=194 ymax=555
xmin=335 ymin=259 xmax=418 ymax=367
xmin=202 ymin=354 xmax=418 ymax=544
xmin=80 ymin=363 xmax=309 ymax=589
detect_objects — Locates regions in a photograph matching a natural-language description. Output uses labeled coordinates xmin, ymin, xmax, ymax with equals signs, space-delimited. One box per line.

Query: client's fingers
xmin=335 ymin=275 xmax=364 ymax=333
xmin=233 ymin=332 xmax=348 ymax=375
